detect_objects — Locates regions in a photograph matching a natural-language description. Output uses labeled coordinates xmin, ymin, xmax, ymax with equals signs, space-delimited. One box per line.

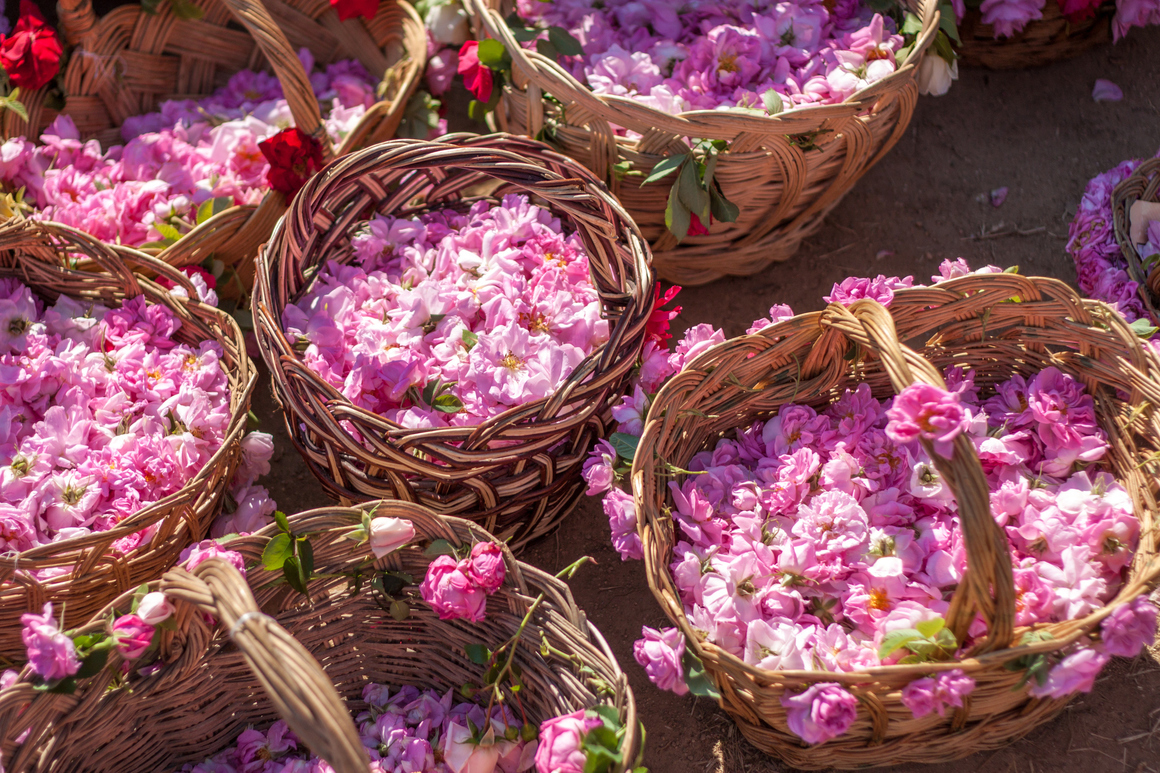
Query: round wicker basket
xmin=0 ymin=217 xmax=256 ymax=663
xmin=253 ymin=133 xmax=653 ymax=549
xmin=1113 ymin=156 xmax=1160 ymax=317
xmin=0 ymin=502 xmax=640 ymax=773
xmin=468 ymin=0 xmax=939 ymax=285
xmin=956 ymin=2 xmax=1114 ymax=69
xmin=2 ymin=0 xmax=425 ymax=287
xmin=634 ymin=275 xmax=1160 ymax=768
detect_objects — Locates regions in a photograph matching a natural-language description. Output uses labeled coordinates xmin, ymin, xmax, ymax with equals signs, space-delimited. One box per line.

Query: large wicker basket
xmin=468 ymin=0 xmax=939 ymax=285
xmin=2 ymin=0 xmax=425 ymax=287
xmin=634 ymin=275 xmax=1160 ymax=768
xmin=1113 ymin=156 xmax=1160 ymax=320
xmin=0 ymin=218 xmax=256 ymax=663
xmin=0 ymin=502 xmax=640 ymax=773
xmin=253 ymin=134 xmax=653 ymax=549
xmin=956 ymin=2 xmax=1114 ymax=69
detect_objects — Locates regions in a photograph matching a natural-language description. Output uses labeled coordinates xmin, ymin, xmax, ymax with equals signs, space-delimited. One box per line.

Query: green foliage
xmin=681 ymin=648 xmax=722 ymax=699
xmin=1003 ymin=630 xmax=1055 ymax=689
xmin=877 ymin=616 xmax=958 ymax=663
xmin=608 ymin=432 xmax=640 ymax=464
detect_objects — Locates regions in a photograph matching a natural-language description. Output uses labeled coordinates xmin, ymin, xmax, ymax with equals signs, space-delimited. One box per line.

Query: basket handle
xmin=819 ymin=299 xmax=1017 ymax=654
xmin=160 ymin=560 xmax=370 ymax=773
xmin=57 ymin=0 xmax=332 ymax=158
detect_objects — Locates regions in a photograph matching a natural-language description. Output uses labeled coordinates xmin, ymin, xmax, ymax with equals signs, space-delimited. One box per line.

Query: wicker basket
xmin=1 ymin=0 xmax=425 ymax=287
xmin=957 ymin=2 xmax=1114 ymax=69
xmin=0 ymin=218 xmax=256 ymax=663
xmin=468 ymin=0 xmax=939 ymax=285
xmin=0 ymin=501 xmax=640 ymax=773
xmin=634 ymin=275 xmax=1160 ymax=768
xmin=1113 ymin=156 xmax=1160 ymax=320
xmin=253 ymin=133 xmax=653 ymax=549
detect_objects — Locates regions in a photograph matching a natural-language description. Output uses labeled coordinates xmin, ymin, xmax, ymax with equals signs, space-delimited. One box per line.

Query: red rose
xmin=330 ymin=0 xmax=379 ymax=22
xmin=258 ymin=128 xmax=324 ymax=198
xmin=645 ymin=284 xmax=681 ymax=345
xmin=687 ymin=212 xmax=712 ymax=236
xmin=1058 ymin=0 xmax=1102 ymax=23
xmin=0 ymin=0 xmax=63 ymax=91
xmin=457 ymin=41 xmax=494 ymax=103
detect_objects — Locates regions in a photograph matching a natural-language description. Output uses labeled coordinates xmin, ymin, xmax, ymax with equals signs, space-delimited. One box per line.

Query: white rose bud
xmin=916 ymin=55 xmax=958 ymax=97
xmin=136 ymin=592 xmax=175 ymax=625
xmin=425 ymin=2 xmax=469 ymax=47
xmin=369 ymin=517 xmax=416 ymax=559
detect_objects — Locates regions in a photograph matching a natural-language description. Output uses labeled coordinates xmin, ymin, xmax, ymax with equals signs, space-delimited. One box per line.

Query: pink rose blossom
xmin=900 ymin=669 xmax=975 ymax=718
xmin=633 ymin=626 xmax=689 ymax=695
xmin=1100 ymin=597 xmax=1157 ymax=657
xmin=465 ymin=542 xmax=506 ymax=593
xmin=781 ymin=682 xmax=858 ymax=744
xmin=534 ymin=710 xmax=603 ymax=773
xmin=111 ymin=614 xmax=155 ymax=659
xmin=886 ymin=384 xmax=969 ymax=458
xmin=1028 ymin=647 xmax=1110 ymax=699
xmin=21 ymin=603 xmax=80 ymax=681
xmin=419 ymin=555 xmax=488 ymax=621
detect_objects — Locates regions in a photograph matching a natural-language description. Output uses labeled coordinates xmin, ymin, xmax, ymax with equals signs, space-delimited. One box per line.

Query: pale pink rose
xmin=633 ymin=626 xmax=688 ymax=695
xmin=136 ymin=592 xmax=174 ymax=625
xmin=21 ymin=603 xmax=80 ymax=681
xmin=1028 ymin=647 xmax=1109 ymax=699
xmin=369 ymin=516 xmax=415 ymax=559
xmin=1100 ymin=597 xmax=1157 ymax=657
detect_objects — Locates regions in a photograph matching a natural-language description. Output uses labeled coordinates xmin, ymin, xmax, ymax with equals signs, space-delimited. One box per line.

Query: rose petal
xmin=1092 ymin=79 xmax=1123 ymax=102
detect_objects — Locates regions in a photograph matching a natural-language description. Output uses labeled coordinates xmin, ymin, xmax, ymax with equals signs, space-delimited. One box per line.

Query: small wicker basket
xmin=635 ymin=275 xmax=1160 ymax=768
xmin=956 ymin=2 xmax=1114 ymax=69
xmin=468 ymin=0 xmax=939 ymax=285
xmin=2 ymin=0 xmax=425 ymax=287
xmin=253 ymin=133 xmax=653 ymax=549
xmin=0 ymin=502 xmax=640 ymax=773
xmin=1113 ymin=156 xmax=1160 ymax=320
xmin=0 ymin=218 xmax=256 ymax=663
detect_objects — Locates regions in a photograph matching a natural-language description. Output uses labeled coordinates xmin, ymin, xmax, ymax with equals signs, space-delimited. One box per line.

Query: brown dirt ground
xmin=256 ymin=26 xmax=1160 ymax=773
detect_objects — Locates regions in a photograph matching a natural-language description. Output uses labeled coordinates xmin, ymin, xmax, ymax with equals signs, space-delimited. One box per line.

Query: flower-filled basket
xmin=955 ymin=1 xmax=1115 ymax=68
xmin=466 ymin=0 xmax=940 ymax=285
xmin=0 ymin=218 xmax=256 ymax=662
xmin=0 ymin=501 xmax=641 ymax=773
xmin=0 ymin=0 xmax=426 ymax=290
xmin=1112 ymin=156 xmax=1160 ymax=322
xmin=253 ymin=133 xmax=652 ymax=548
xmin=634 ymin=274 xmax=1160 ymax=768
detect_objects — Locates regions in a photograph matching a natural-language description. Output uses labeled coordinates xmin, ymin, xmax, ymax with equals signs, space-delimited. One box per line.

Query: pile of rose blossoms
xmin=960 ymin=0 xmax=1159 ymax=39
xmin=0 ymin=49 xmax=377 ymax=247
xmin=586 ymin=260 xmax=1158 ymax=744
xmin=282 ymin=194 xmax=609 ymax=430
xmin=1067 ymin=151 xmax=1160 ymax=340
xmin=508 ymin=0 xmax=907 ymax=117
xmin=0 ymin=278 xmax=276 ymax=565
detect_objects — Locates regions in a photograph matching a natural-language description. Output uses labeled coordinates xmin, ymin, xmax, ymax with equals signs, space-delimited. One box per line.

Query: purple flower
xmin=885 ymin=384 xmax=970 ymax=458
xmin=900 ymin=669 xmax=975 ymax=718
xmin=633 ymin=626 xmax=689 ymax=695
xmin=181 ymin=540 xmax=248 ymax=577
xmin=781 ymin=682 xmax=858 ymax=744
xmin=980 ymin=0 xmax=1045 ymax=37
xmin=582 ymin=439 xmax=618 ymax=496
xmin=1100 ymin=597 xmax=1158 ymax=657
xmin=1028 ymin=647 xmax=1110 ymax=699
xmin=824 ymin=274 xmax=913 ymax=307
xmin=603 ymin=487 xmax=642 ymax=561
xmin=21 ymin=603 xmax=80 ymax=681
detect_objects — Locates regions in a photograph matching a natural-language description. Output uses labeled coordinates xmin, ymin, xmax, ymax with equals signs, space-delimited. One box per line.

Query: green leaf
xmin=1130 ymin=318 xmax=1158 ymax=338
xmin=588 ymin=704 xmax=621 ymax=728
xmin=40 ymin=677 xmax=78 ymax=694
xmin=641 ymin=155 xmax=685 ymax=186
xmin=196 ymin=196 xmax=232 ymax=225
xmin=535 ymin=38 xmax=561 ymax=60
xmin=477 ymin=39 xmax=509 ymax=69
xmin=932 ymin=29 xmax=955 ymax=62
xmin=378 ymin=571 xmax=410 ymax=597
xmin=900 ymin=11 xmax=924 ymax=36
xmin=74 ymin=648 xmax=108 ymax=679
xmin=676 ymin=157 xmax=710 ymax=220
xmin=169 ymin=0 xmax=204 ymax=19
xmin=389 ymin=600 xmax=410 ymax=621
xmin=877 ymin=629 xmax=923 ymax=659
xmin=915 ymin=617 xmax=945 ymax=638
xmin=709 ymin=183 xmax=740 ymax=223
xmin=665 ymin=180 xmax=691 ymax=242
xmin=681 ymin=649 xmax=721 ymax=700
xmin=129 ymin=583 xmax=150 ymax=613
xmin=274 ymin=510 xmax=291 ymax=534
xmin=938 ymin=5 xmax=962 ymax=43
xmin=297 ymin=536 xmax=314 ymax=579
xmin=282 ymin=555 xmax=310 ymax=596
xmin=608 ymin=432 xmax=640 ymax=463
xmin=424 ymin=539 xmax=458 ymax=558
xmin=0 ymin=97 xmax=29 ymax=123
xmin=547 ymin=26 xmax=584 ymax=57
xmin=261 ymin=532 xmax=294 ymax=571
xmin=761 ymin=88 xmax=783 ymax=115
xmin=432 ymin=393 xmax=464 ymax=414
xmin=585 ymin=726 xmax=622 ymax=756
xmin=504 ymin=12 xmax=540 ymax=42
xmin=154 ymin=222 xmax=183 ymax=244
xmin=468 ymin=99 xmax=492 ymax=123
xmin=465 ymin=643 xmax=491 ymax=665
xmin=461 ymin=330 xmax=478 ymax=350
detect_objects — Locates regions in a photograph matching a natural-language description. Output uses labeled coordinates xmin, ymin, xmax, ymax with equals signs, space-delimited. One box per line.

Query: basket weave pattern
xmin=634 ymin=275 xmax=1160 ymax=768
xmin=0 ymin=503 xmax=639 ymax=773
xmin=1113 ymin=157 xmax=1160 ymax=316
xmin=253 ymin=134 xmax=653 ymax=548
xmin=957 ymin=2 xmax=1113 ymax=69
xmin=2 ymin=0 xmax=424 ymax=284
xmin=470 ymin=0 xmax=939 ymax=285
xmin=0 ymin=219 xmax=256 ymax=662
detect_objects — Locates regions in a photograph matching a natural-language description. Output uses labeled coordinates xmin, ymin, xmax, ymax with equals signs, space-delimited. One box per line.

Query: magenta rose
xmin=111 ymin=614 xmax=155 ymax=660
xmin=465 ymin=542 xmax=505 ymax=594
xmin=20 ymin=602 xmax=80 ymax=682
xmin=1028 ymin=647 xmax=1110 ymax=699
xmin=534 ymin=710 xmax=603 ymax=773
xmin=900 ymin=669 xmax=975 ymax=718
xmin=181 ymin=539 xmax=247 ymax=576
xmin=781 ymin=682 xmax=858 ymax=744
xmin=419 ymin=555 xmax=488 ymax=621
xmin=885 ymin=383 xmax=970 ymax=458
xmin=633 ymin=626 xmax=689 ymax=696
xmin=1100 ymin=597 xmax=1158 ymax=658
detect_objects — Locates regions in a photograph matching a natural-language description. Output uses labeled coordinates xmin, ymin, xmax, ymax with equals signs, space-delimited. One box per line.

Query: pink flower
xmin=1100 ymin=597 xmax=1157 ymax=657
xmin=668 ymin=323 xmax=726 ymax=373
xmin=582 ymin=439 xmax=618 ymax=495
xmin=181 ymin=539 xmax=247 ymax=577
xmin=603 ymin=487 xmax=642 ymax=561
xmin=885 ymin=384 xmax=969 ymax=458
xmin=368 ymin=516 xmax=415 ymax=559
xmin=645 ymin=284 xmax=682 ymax=345
xmin=1113 ymin=0 xmax=1160 ymax=40
xmin=980 ymin=0 xmax=1045 ymax=37
xmin=900 ymin=669 xmax=975 ymax=718
xmin=21 ymin=603 xmax=80 ymax=681
xmin=792 ymin=490 xmax=869 ymax=560
xmin=457 ymin=41 xmax=493 ymax=103
xmin=111 ymin=614 xmax=155 ymax=659
xmin=534 ymin=710 xmax=603 ymax=773
xmin=824 ymin=274 xmax=912 ymax=307
xmin=781 ymin=682 xmax=858 ymax=744
xmin=419 ymin=555 xmax=488 ymax=621
xmin=633 ymin=626 xmax=688 ymax=695
xmin=465 ymin=542 xmax=505 ymax=593
xmin=136 ymin=592 xmax=174 ymax=625
xmin=1028 ymin=647 xmax=1110 ymax=699
xmin=235 ymin=431 xmax=275 ymax=487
